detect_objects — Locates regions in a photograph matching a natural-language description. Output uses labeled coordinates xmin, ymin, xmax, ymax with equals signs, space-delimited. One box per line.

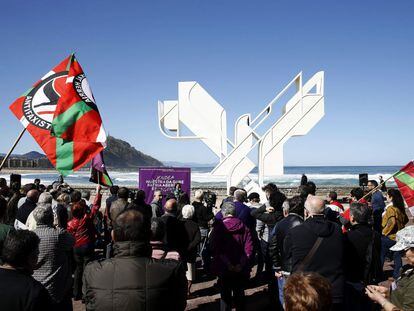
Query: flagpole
xmin=0 ymin=128 xmax=26 ymax=172
xmin=359 ymin=170 xmax=400 ymax=202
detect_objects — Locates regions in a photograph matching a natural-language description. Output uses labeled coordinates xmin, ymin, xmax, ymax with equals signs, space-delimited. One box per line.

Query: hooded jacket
xmin=83 ymin=240 xmax=187 ymax=311
xmin=284 ymin=215 xmax=344 ymax=303
xmin=210 ymin=217 xmax=253 ymax=278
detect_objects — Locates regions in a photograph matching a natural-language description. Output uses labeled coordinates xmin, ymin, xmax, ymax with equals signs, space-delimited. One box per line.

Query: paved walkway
xmin=73 ymin=259 xmax=400 ymax=311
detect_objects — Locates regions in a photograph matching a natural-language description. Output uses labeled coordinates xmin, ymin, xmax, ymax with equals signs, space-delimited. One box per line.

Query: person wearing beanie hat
xmin=366 ymin=225 xmax=414 ymax=311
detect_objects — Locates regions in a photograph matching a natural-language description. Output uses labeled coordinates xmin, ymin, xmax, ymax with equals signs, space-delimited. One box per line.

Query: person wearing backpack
xmin=343 ymin=202 xmax=382 ymax=311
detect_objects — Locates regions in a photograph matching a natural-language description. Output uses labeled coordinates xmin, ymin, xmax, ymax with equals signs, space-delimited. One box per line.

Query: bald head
xmin=304 ymin=195 xmax=325 ymax=215
xmin=27 ymin=190 xmax=39 ymax=203
xmin=164 ymin=199 xmax=177 ymax=213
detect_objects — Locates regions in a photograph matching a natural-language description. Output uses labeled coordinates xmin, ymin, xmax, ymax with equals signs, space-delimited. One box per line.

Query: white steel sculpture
xmin=158 ymin=72 xmax=325 ymax=196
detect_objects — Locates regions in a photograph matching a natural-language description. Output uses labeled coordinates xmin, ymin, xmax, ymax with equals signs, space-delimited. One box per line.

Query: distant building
xmin=0 ymin=156 xmax=53 ymax=169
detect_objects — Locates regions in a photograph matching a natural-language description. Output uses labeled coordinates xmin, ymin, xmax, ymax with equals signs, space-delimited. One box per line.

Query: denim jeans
xmin=277 ymin=275 xmax=285 ymax=307
xmin=381 ymin=235 xmax=402 ymax=279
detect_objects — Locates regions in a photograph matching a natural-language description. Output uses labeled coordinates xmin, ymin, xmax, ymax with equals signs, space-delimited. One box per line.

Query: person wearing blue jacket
xmin=368 ymin=180 xmax=385 ymax=233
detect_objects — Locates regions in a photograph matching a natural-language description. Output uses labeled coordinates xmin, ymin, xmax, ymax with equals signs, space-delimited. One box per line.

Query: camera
xmin=128 ymin=189 xmax=137 ymax=201
xmin=203 ymin=190 xmax=217 ymax=209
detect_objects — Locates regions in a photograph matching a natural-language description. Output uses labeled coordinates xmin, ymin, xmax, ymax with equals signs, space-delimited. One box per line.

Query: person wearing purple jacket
xmin=210 ymin=201 xmax=254 ymax=311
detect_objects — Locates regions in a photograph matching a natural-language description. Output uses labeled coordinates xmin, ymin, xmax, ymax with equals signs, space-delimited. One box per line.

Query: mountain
xmin=104 ymin=136 xmax=163 ymax=168
xmin=22 ymin=151 xmax=45 ymax=159
xmin=1 ymin=136 xmax=163 ymax=169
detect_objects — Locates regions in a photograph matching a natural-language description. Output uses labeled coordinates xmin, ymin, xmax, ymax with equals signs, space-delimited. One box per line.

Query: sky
xmin=0 ymin=0 xmax=413 ymax=166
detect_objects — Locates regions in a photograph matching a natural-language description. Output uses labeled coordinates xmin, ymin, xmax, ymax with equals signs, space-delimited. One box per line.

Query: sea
xmin=0 ymin=166 xmax=400 ymax=188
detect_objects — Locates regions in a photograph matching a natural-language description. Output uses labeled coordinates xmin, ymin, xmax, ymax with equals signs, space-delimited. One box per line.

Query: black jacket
xmin=15 ymin=199 xmax=37 ymax=224
xmin=160 ymin=213 xmax=188 ymax=256
xmin=250 ymin=204 xmax=284 ymax=224
xmin=192 ymin=201 xmax=213 ymax=229
xmin=344 ymin=223 xmax=382 ymax=283
xmin=0 ymin=268 xmax=51 ymax=311
xmin=6 ymin=192 xmax=21 ymax=224
xmin=182 ymin=219 xmax=201 ymax=263
xmin=284 ymin=215 xmax=344 ymax=303
xmin=269 ymin=213 xmax=303 ymax=272
xmin=127 ymin=202 xmax=152 ymax=224
xmin=83 ymin=241 xmax=187 ymax=311
xmin=250 ymin=204 xmax=284 ymax=238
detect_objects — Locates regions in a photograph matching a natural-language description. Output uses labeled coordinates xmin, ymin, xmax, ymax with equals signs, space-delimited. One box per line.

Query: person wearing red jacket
xmin=340 ymin=188 xmax=368 ymax=233
xmin=67 ymin=185 xmax=101 ymax=300
xmin=327 ymin=191 xmax=344 ymax=212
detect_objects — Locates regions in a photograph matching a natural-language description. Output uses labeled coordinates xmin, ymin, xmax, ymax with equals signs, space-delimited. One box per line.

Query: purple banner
xmin=139 ymin=167 xmax=191 ymax=204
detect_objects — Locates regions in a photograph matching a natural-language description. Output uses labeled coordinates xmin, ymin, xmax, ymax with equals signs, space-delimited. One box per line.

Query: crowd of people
xmin=0 ymin=176 xmax=413 ymax=311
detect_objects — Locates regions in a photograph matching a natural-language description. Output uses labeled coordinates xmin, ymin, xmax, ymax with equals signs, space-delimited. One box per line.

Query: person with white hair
xmin=284 ymin=194 xmax=345 ymax=309
xmin=25 ymin=192 xmax=53 ymax=231
xmin=180 ymin=204 xmax=201 ymax=296
xmin=32 ymin=204 xmax=75 ymax=309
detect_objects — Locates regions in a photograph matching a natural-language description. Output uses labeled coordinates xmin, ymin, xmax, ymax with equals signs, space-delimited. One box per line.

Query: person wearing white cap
xmin=365 ymin=225 xmax=414 ymax=311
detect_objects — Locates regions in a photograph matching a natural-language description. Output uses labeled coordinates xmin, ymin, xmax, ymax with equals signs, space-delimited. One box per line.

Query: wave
xmin=0 ymin=168 xmax=397 ymax=187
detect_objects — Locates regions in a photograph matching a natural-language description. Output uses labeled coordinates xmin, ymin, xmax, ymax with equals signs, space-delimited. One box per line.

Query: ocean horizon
xmin=0 ymin=165 xmax=400 ymax=188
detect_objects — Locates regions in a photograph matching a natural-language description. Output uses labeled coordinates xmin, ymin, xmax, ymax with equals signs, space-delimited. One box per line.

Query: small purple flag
xmin=89 ymin=151 xmax=113 ymax=187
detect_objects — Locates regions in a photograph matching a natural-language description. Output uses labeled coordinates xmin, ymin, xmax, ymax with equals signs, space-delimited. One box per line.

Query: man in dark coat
xmin=343 ymin=202 xmax=382 ymax=311
xmin=109 ymin=187 xmax=129 ymax=223
xmin=251 ymin=190 xmax=285 ymax=287
xmin=269 ymin=195 xmax=304 ymax=305
xmin=83 ymin=209 xmax=187 ymax=311
xmin=191 ymin=189 xmax=213 ymax=233
xmin=15 ymin=189 xmax=39 ymax=229
xmin=367 ymin=180 xmax=386 ymax=233
xmin=150 ymin=189 xmax=163 ymax=218
xmin=284 ymin=195 xmax=344 ymax=309
xmin=160 ymin=199 xmax=188 ymax=257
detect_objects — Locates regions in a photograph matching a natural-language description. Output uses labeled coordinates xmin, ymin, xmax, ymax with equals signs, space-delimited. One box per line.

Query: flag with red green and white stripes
xmin=393 ymin=161 xmax=414 ymax=207
xmin=9 ymin=55 xmax=105 ymax=176
xmin=51 ymin=54 xmax=106 ymax=144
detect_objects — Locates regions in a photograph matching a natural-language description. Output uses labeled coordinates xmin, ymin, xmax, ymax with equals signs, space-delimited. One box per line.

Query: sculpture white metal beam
xmin=158 ymin=72 xmax=325 ymax=196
